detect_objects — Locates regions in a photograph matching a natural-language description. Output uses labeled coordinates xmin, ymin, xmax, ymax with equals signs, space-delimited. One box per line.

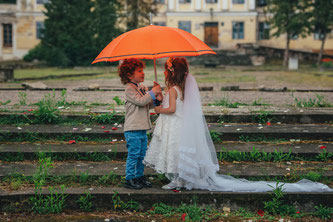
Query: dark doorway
xmin=204 ymin=22 xmax=218 ymax=48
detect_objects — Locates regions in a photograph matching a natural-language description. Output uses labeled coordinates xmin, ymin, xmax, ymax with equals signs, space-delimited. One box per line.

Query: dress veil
xmin=178 ymin=74 xmax=332 ymax=192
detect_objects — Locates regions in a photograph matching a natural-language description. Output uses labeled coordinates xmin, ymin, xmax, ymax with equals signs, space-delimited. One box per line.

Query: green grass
xmin=14 ymin=67 xmax=117 ymax=79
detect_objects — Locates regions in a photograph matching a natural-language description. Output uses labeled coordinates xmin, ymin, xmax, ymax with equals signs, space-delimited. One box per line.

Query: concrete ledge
xmin=1 ymin=124 xmax=332 ymax=141
xmin=1 ymin=187 xmax=332 ymax=212
xmin=0 ymin=143 xmax=331 ymax=159
xmin=1 ymin=161 xmax=332 ymax=178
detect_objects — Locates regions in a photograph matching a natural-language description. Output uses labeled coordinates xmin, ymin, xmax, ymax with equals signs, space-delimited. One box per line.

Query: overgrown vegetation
xmin=293 ymin=94 xmax=332 ymax=107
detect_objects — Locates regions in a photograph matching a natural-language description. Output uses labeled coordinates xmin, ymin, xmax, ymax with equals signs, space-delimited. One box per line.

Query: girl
xmin=144 ymin=57 xmax=187 ymax=189
xmin=144 ymin=57 xmax=332 ymax=192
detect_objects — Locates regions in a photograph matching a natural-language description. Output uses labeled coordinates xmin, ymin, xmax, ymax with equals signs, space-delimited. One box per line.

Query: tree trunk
xmin=317 ymin=34 xmax=327 ymax=66
xmin=283 ymin=36 xmax=290 ymax=67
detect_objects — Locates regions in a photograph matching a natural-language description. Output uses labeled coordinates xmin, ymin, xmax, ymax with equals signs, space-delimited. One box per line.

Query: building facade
xmin=0 ymin=0 xmax=333 ymax=61
xmin=152 ymin=0 xmax=333 ymax=54
xmin=0 ymin=0 xmax=47 ymax=60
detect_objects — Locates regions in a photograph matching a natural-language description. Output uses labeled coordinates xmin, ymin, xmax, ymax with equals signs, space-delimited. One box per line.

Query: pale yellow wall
xmin=257 ymin=16 xmax=333 ymax=52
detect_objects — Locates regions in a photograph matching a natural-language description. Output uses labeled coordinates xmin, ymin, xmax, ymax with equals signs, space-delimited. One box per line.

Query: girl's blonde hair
xmin=164 ymin=57 xmax=188 ymax=100
xmin=118 ymin=59 xmax=145 ymax=84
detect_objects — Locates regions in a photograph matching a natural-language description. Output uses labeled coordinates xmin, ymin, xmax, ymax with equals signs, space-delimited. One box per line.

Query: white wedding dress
xmin=145 ymin=74 xmax=333 ymax=192
xmin=144 ymin=86 xmax=184 ymax=177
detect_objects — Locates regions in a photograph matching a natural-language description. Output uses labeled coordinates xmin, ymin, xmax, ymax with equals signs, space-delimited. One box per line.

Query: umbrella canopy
xmin=92 ymin=25 xmax=216 ymax=80
xmin=92 ymin=25 xmax=216 ymax=63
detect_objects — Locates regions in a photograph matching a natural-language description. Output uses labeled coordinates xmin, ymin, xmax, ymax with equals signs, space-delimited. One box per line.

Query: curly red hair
xmin=118 ymin=59 xmax=145 ymax=84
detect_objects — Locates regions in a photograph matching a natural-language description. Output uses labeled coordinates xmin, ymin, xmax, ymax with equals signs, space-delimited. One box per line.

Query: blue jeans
xmin=124 ymin=130 xmax=148 ymax=180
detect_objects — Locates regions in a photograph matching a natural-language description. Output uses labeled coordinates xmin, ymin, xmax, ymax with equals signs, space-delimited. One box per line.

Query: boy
xmin=118 ymin=58 xmax=161 ymax=189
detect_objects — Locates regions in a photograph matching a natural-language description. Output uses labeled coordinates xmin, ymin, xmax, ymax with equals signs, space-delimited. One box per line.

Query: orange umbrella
xmin=92 ymin=25 xmax=216 ymax=80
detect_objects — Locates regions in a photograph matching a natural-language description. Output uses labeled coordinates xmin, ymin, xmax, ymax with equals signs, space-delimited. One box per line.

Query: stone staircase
xmin=0 ymin=111 xmax=332 ymax=213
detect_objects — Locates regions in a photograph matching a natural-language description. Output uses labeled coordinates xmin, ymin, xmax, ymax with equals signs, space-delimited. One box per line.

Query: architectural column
xmin=13 ymin=22 xmax=17 ymax=55
xmin=0 ymin=25 xmax=2 ymax=58
xmin=168 ymin=0 xmax=175 ymax=11
xmin=17 ymin=0 xmax=22 ymax=11
xmin=217 ymin=0 xmax=221 ymax=10
xmin=222 ymin=0 xmax=228 ymax=10
xmin=244 ymin=0 xmax=248 ymax=10
xmin=195 ymin=0 xmax=201 ymax=10
xmin=249 ymin=0 xmax=255 ymax=10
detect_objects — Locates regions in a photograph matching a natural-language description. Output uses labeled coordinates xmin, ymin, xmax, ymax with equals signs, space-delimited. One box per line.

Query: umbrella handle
xmin=154 ymin=58 xmax=157 ymax=82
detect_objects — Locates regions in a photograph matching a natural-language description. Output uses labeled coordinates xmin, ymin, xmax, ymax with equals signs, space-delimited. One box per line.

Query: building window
xmin=178 ymin=21 xmax=191 ymax=33
xmin=206 ymin=0 xmax=218 ymax=3
xmin=290 ymin=33 xmax=298 ymax=40
xmin=232 ymin=0 xmax=245 ymax=4
xmin=256 ymin=0 xmax=267 ymax=7
xmin=3 ymin=24 xmax=12 ymax=47
xmin=232 ymin=22 xmax=244 ymax=39
xmin=179 ymin=0 xmax=191 ymax=3
xmin=0 ymin=0 xmax=16 ymax=4
xmin=36 ymin=21 xmax=44 ymax=39
xmin=154 ymin=0 xmax=165 ymax=3
xmin=314 ymin=26 xmax=325 ymax=40
xmin=258 ymin=22 xmax=270 ymax=40
xmin=153 ymin=22 xmax=166 ymax=26
xmin=37 ymin=0 xmax=49 ymax=4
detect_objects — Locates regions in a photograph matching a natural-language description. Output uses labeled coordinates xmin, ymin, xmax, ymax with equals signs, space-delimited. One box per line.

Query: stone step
xmin=1 ymin=187 xmax=332 ymax=212
xmin=1 ymin=110 xmax=333 ymax=123
xmin=0 ymin=142 xmax=332 ymax=160
xmin=1 ymin=161 xmax=332 ymax=178
xmin=1 ymin=124 xmax=333 ymax=141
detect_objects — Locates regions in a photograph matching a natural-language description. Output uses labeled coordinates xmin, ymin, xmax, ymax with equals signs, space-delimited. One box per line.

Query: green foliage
xmin=293 ymin=94 xmax=332 ymax=107
xmin=217 ymin=147 xmax=294 ymax=162
xmin=18 ymin=92 xmax=27 ymax=105
xmin=0 ymin=100 xmax=11 ymax=106
xmin=209 ymin=131 xmax=222 ymax=143
xmin=24 ymin=0 xmax=122 ymax=66
xmin=30 ymin=152 xmax=68 ymax=214
xmin=210 ymin=97 xmax=247 ymax=108
xmin=98 ymin=171 xmax=118 ymax=185
xmin=124 ymin=0 xmax=157 ymax=31
xmin=251 ymin=98 xmax=271 ymax=106
xmin=33 ymin=92 xmax=60 ymax=123
xmin=265 ymin=0 xmax=312 ymax=38
xmin=264 ymin=182 xmax=296 ymax=216
xmin=91 ymin=111 xmax=124 ymax=124
xmin=304 ymin=172 xmax=322 ymax=182
xmin=265 ymin=0 xmax=312 ymax=66
xmin=316 ymin=149 xmax=333 ymax=161
xmin=1 ymin=151 xmax=24 ymax=162
xmin=322 ymin=61 xmax=333 ymax=68
xmin=313 ymin=205 xmax=333 ymax=220
xmin=111 ymin=191 xmax=139 ymax=211
xmin=77 ymin=191 xmax=94 ymax=212
xmin=253 ymin=110 xmax=274 ymax=124
xmin=112 ymin=96 xmax=125 ymax=105
xmin=147 ymin=202 xmax=215 ymax=221
xmin=79 ymin=171 xmax=90 ymax=185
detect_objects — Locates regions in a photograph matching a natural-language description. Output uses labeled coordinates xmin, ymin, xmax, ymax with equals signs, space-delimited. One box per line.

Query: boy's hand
xmin=155 ymin=106 xmax=161 ymax=114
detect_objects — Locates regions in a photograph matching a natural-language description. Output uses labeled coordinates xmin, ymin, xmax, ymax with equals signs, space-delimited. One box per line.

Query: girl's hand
xmin=155 ymin=106 xmax=161 ymax=114
xmin=156 ymin=93 xmax=163 ymax=101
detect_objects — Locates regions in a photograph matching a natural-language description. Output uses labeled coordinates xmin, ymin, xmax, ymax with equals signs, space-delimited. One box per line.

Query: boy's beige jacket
xmin=124 ymin=83 xmax=153 ymax=132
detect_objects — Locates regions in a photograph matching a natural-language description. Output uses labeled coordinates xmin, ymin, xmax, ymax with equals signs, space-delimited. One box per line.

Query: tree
xmin=124 ymin=0 xmax=157 ymax=31
xmin=265 ymin=0 xmax=312 ymax=67
xmin=24 ymin=0 xmax=122 ymax=66
xmin=310 ymin=0 xmax=333 ymax=66
xmin=92 ymin=0 xmax=123 ymax=53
